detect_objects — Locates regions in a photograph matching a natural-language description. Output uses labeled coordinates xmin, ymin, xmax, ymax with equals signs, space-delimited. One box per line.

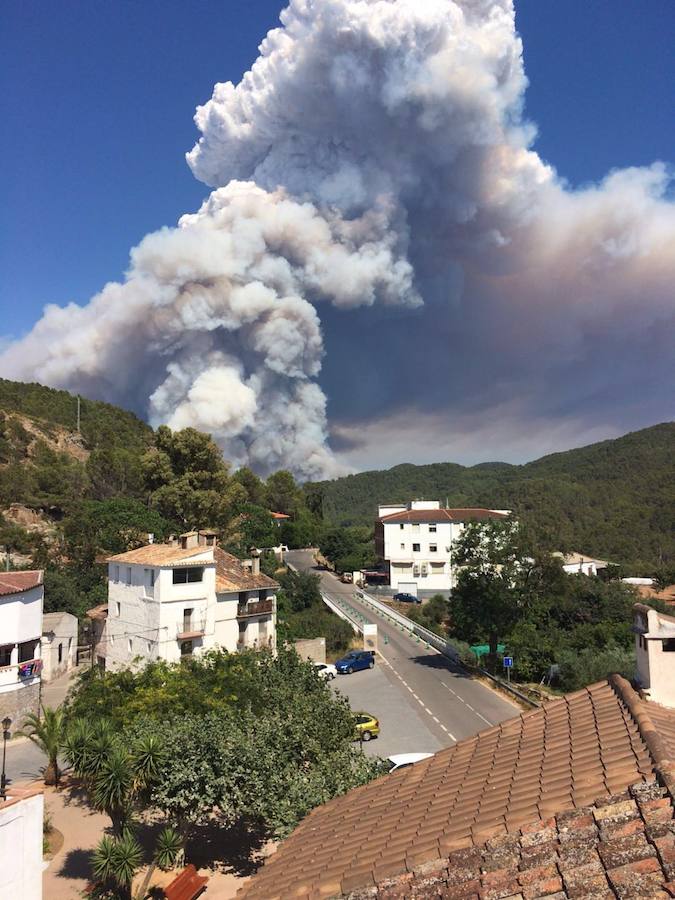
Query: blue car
xmin=335 ymin=650 xmax=375 ymax=674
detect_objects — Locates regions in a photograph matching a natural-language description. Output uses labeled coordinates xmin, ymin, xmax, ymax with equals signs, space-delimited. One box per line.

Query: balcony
xmin=0 ymin=658 xmax=43 ymax=688
xmin=237 ymin=598 xmax=274 ymax=618
xmin=176 ymin=616 xmax=207 ymax=640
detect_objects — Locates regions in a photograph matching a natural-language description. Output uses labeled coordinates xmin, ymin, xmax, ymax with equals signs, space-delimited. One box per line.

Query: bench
xmin=163 ymin=864 xmax=209 ymax=900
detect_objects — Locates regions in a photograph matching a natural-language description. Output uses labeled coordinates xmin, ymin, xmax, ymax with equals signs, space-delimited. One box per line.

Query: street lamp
xmin=1 ymin=716 xmax=11 ymax=801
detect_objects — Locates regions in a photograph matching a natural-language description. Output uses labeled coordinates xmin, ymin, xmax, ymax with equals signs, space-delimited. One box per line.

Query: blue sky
xmin=2 ymin=0 xmax=673 ymax=341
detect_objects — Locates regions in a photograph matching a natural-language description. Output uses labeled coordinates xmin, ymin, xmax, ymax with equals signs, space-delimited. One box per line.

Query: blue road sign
xmin=502 ymin=656 xmax=513 ymax=668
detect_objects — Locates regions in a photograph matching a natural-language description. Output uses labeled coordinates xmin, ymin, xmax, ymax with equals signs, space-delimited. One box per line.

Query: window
xmin=429 ymin=544 xmax=437 ymax=553
xmin=180 ymin=640 xmax=193 ymax=657
xmin=110 ymin=634 xmax=115 ymax=645
xmin=0 ymin=645 xmax=12 ymax=667
xmin=173 ymin=567 xmax=204 ymax=584
xmin=663 ymin=639 xmax=675 ymax=653
xmin=116 ymin=601 xmax=121 ymax=617
xmin=58 ymin=643 xmax=63 ymax=664
xmin=150 ymin=569 xmax=155 ymax=587
xmin=114 ymin=565 xmax=120 ymax=582
xmin=412 ymin=543 xmax=420 ymax=552
xmin=128 ymin=638 xmax=133 ymax=653
xmin=399 ymin=524 xmax=404 ymax=530
xmin=429 ymin=525 xmax=437 ymax=533
xmin=18 ymin=640 xmax=37 ymax=663
xmin=126 ymin=567 xmax=132 ymax=585
xmin=400 ymin=543 xmax=405 ymax=550
xmin=183 ymin=608 xmax=193 ymax=631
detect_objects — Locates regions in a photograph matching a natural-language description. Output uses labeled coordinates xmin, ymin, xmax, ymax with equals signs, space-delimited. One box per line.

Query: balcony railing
xmin=0 ymin=658 xmax=43 ymax=687
xmin=176 ymin=617 xmax=207 ymax=639
xmin=237 ymin=598 xmax=274 ymax=618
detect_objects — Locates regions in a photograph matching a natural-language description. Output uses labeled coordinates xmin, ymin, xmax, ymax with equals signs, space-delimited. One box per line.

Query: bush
xmin=557 ymin=644 xmax=636 ymax=692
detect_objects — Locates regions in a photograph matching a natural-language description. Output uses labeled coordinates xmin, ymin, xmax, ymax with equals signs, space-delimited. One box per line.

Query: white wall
xmin=0 ymin=790 xmax=43 ymax=900
xmin=0 ymin=585 xmax=43 ymax=692
xmin=635 ymin=606 xmax=675 ymax=708
xmin=384 ymin=521 xmax=464 ymax=590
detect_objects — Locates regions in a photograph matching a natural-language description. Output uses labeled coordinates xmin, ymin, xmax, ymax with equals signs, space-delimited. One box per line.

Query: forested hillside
xmin=309 ymin=423 xmax=675 ymax=568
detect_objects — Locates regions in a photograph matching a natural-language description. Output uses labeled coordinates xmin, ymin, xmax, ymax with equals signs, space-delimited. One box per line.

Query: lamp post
xmin=1 ymin=716 xmax=11 ymax=801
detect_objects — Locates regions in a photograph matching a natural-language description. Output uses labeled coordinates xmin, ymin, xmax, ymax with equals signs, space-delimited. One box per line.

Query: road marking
xmin=378 ymin=648 xmax=456 ymax=741
xmin=440 ymin=680 xmax=493 ymax=726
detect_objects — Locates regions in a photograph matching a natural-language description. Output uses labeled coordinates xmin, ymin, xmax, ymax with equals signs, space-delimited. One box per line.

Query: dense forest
xmin=309 ymin=423 xmax=675 ymax=569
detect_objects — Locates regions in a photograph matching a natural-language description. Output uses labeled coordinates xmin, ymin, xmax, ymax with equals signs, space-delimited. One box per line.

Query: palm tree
xmin=135 ymin=826 xmax=182 ymax=900
xmin=91 ymin=830 xmax=143 ymax=900
xmin=93 ymin=744 xmax=134 ymax=836
xmin=19 ymin=705 xmax=65 ymax=786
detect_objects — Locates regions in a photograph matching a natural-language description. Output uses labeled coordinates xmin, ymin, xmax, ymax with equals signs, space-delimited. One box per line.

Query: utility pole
xmin=76 ymin=396 xmax=81 ymax=434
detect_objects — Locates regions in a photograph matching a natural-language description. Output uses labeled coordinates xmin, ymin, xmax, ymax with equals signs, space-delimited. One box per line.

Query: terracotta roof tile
xmin=379 ymin=508 xmax=508 ymax=524
xmin=0 ymin=569 xmax=43 ymax=596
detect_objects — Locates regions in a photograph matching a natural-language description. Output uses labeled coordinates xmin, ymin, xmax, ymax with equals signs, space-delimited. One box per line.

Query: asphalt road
xmin=288 ymin=550 xmax=519 ymax=749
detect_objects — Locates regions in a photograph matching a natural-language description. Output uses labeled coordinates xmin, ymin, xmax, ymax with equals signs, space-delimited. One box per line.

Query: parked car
xmin=335 ymin=649 xmax=375 ymax=674
xmin=386 ymin=752 xmax=434 ymax=773
xmin=313 ymin=661 xmax=337 ymax=681
xmin=392 ymin=592 xmax=420 ymax=604
xmin=353 ymin=712 xmax=380 ymax=741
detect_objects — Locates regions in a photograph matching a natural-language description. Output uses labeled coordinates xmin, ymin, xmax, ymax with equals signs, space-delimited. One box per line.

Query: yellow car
xmin=353 ymin=712 xmax=380 ymax=742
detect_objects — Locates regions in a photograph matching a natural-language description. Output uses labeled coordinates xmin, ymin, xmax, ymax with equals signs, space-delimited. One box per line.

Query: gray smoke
xmin=2 ymin=0 xmax=673 ymax=475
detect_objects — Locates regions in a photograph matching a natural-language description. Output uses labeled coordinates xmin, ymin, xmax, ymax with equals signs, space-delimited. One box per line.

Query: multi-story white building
xmin=634 ymin=602 xmax=675 ymax=708
xmin=103 ymin=531 xmax=278 ymax=670
xmin=0 ymin=571 xmax=44 ymax=724
xmin=375 ymin=501 xmax=509 ymax=592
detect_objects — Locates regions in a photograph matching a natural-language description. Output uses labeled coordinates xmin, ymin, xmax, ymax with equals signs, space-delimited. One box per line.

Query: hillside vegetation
xmin=310 ymin=423 xmax=675 ymax=568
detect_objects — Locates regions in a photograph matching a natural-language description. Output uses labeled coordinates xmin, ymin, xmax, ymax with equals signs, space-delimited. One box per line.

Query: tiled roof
xmin=106 ymin=544 xmax=212 ymax=565
xmin=239 ymin=676 xmax=675 ymax=900
xmin=215 ymin=547 xmax=278 ymax=593
xmin=86 ymin=604 xmax=108 ymax=621
xmin=379 ymin=508 xmax=508 ymax=524
xmin=42 ymin=611 xmax=77 ymax=633
xmin=0 ymin=570 xmax=43 ymax=597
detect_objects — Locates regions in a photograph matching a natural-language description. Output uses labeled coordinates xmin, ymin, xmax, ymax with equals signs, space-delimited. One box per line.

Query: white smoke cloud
xmin=2 ymin=0 xmax=673 ymax=477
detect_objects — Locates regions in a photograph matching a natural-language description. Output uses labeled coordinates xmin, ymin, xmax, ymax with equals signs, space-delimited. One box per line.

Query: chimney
xmin=634 ymin=603 xmax=675 ymax=708
xmin=180 ymin=531 xmax=199 ymax=550
xmin=198 ymin=530 xmax=217 ymax=547
xmin=249 ymin=547 xmax=261 ymax=576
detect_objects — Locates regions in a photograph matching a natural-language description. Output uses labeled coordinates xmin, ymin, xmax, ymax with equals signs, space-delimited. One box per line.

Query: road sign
xmin=502 ymin=656 xmax=513 ymax=667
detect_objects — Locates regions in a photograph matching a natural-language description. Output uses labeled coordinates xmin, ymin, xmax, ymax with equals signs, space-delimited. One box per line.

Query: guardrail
xmin=354 ymin=589 xmax=539 ymax=708
xmin=320 ymin=593 xmax=363 ymax=634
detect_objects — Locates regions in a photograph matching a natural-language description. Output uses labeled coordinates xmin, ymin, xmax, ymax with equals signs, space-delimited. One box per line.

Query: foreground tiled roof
xmin=239 ymin=676 xmax=675 ymax=899
xmin=379 ymin=508 xmax=508 ymax=524
xmin=215 ymin=547 xmax=278 ymax=593
xmin=0 ymin=569 xmax=43 ymax=597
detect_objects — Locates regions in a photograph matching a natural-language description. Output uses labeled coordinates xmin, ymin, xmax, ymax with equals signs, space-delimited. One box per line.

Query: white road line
xmin=440 ymin=680 xmax=493 ymax=726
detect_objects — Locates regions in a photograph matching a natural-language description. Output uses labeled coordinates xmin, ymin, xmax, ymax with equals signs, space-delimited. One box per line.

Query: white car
xmin=386 ymin=752 xmax=434 ymax=773
xmin=313 ymin=662 xmax=337 ymax=681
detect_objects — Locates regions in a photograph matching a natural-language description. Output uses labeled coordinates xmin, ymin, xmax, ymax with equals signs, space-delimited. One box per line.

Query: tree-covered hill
xmin=309 ymin=423 xmax=675 ymax=568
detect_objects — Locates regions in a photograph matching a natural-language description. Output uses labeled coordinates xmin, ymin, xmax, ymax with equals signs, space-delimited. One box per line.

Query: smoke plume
xmin=2 ymin=0 xmax=673 ymax=476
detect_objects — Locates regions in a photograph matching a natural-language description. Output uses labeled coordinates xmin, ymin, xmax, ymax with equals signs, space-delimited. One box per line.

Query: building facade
xmin=0 ymin=571 xmax=43 ymax=723
xmin=375 ymin=501 xmax=508 ymax=592
xmin=103 ymin=532 xmax=278 ymax=671
xmin=41 ymin=612 xmax=78 ymax=682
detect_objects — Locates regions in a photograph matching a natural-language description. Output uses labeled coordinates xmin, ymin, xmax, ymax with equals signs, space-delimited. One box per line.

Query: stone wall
xmin=292 ymin=637 xmax=326 ymax=663
xmin=0 ymin=681 xmax=40 ymax=727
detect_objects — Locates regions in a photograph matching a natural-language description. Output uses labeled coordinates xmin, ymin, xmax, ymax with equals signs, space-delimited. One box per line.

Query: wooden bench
xmin=163 ymin=864 xmax=209 ymax=900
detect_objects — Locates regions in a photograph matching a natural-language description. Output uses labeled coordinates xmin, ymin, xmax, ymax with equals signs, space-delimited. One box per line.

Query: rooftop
xmin=379 ymin=508 xmax=509 ymax=525
xmin=106 ymin=543 xmax=211 ymax=566
xmin=215 ymin=547 xmax=278 ymax=593
xmin=0 ymin=569 xmax=43 ymax=597
xmin=42 ymin=611 xmax=78 ymax=633
xmin=238 ymin=675 xmax=675 ymax=899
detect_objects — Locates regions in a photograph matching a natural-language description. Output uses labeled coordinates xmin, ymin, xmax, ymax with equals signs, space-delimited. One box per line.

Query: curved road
xmin=288 ymin=550 xmax=519 ymax=747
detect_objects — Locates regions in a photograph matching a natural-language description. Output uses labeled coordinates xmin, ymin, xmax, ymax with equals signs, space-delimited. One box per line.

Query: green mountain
xmin=311 ymin=423 xmax=675 ymax=568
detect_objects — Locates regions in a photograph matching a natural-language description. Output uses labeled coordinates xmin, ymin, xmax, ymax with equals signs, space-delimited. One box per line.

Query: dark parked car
xmin=392 ymin=592 xmax=420 ymax=604
xmin=335 ymin=650 xmax=375 ymax=674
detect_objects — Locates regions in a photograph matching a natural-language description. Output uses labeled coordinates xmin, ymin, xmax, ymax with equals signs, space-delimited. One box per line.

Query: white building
xmin=375 ymin=501 xmax=509 ymax=592
xmin=0 ymin=785 xmax=44 ymax=900
xmin=103 ymin=531 xmax=278 ymax=671
xmin=554 ymin=551 xmax=608 ymax=577
xmin=634 ymin=603 xmax=675 ymax=708
xmin=41 ymin=612 xmax=78 ymax=681
xmin=0 ymin=571 xmax=43 ymax=724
